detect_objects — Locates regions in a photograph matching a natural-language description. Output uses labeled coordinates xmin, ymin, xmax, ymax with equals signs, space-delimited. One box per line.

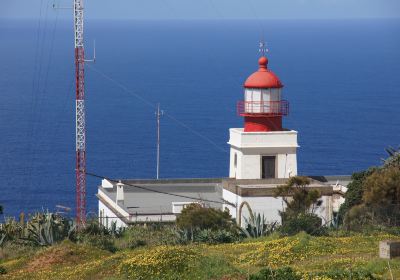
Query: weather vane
xmin=259 ymin=40 xmax=268 ymax=57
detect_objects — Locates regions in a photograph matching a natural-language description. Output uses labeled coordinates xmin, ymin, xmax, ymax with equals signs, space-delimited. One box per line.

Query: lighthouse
xmin=228 ymin=52 xmax=298 ymax=179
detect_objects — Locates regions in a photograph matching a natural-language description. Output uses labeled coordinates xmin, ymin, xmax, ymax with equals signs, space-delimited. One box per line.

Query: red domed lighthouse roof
xmin=244 ymin=57 xmax=283 ymax=89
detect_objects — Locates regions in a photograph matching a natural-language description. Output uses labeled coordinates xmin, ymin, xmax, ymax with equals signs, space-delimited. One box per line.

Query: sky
xmin=1 ymin=0 xmax=400 ymax=20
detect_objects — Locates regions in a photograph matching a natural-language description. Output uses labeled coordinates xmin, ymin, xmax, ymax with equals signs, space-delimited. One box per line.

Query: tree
xmin=344 ymin=167 xmax=400 ymax=229
xmin=0 ymin=205 xmax=3 ymax=215
xmin=337 ymin=168 xmax=376 ymax=224
xmin=363 ymin=167 xmax=400 ymax=206
xmin=343 ymin=147 xmax=400 ymax=229
xmin=274 ymin=176 xmax=323 ymax=235
xmin=274 ymin=176 xmax=321 ymax=220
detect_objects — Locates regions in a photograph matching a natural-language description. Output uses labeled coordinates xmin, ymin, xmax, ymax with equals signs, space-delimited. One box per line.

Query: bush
xmin=338 ymin=169 xmax=374 ymax=225
xmin=251 ymin=267 xmax=377 ymax=280
xmin=176 ymin=204 xmax=235 ymax=231
xmin=312 ymin=268 xmax=378 ymax=280
xmin=250 ymin=267 xmax=300 ymax=280
xmin=0 ymin=265 xmax=6 ymax=275
xmin=77 ymin=234 xmax=117 ymax=252
xmin=280 ymin=213 xmax=324 ymax=236
xmin=115 ymin=225 xmax=185 ymax=250
xmin=194 ymin=229 xmax=241 ymax=244
xmin=342 ymin=167 xmax=400 ymax=230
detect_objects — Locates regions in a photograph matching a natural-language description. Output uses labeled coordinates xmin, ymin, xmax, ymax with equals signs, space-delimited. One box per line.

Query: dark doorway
xmin=262 ymin=156 xmax=276 ymax=178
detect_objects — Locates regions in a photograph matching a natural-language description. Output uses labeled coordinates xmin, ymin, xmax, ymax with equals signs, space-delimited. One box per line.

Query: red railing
xmin=237 ymin=100 xmax=289 ymax=116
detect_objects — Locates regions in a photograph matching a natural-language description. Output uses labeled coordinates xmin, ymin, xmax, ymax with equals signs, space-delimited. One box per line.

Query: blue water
xmin=0 ymin=19 xmax=399 ymax=218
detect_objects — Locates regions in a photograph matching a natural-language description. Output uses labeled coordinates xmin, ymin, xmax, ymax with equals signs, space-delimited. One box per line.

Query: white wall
xmin=228 ymin=128 xmax=298 ymax=179
xmin=98 ymin=200 xmax=178 ymax=229
xmin=99 ymin=201 xmax=128 ymax=229
xmin=223 ymin=189 xmax=341 ymax=227
xmin=229 ymin=147 xmax=297 ymax=179
xmin=223 ymin=189 xmax=283 ymax=226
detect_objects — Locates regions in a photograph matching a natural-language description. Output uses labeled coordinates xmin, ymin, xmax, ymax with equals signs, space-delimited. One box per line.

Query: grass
xmin=0 ymin=233 xmax=399 ymax=279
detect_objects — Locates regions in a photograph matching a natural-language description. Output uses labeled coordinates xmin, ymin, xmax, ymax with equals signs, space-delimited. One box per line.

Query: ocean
xmin=0 ymin=19 xmax=399 ymax=219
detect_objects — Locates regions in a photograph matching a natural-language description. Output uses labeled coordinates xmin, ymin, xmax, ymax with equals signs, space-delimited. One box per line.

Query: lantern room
xmin=237 ymin=56 xmax=289 ymax=132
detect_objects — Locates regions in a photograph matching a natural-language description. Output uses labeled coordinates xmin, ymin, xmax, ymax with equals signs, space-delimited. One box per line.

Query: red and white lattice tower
xmin=74 ymin=0 xmax=86 ymax=226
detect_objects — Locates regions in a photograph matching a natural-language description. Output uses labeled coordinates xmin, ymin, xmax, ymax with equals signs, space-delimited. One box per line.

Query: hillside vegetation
xmin=0 ymin=232 xmax=399 ymax=280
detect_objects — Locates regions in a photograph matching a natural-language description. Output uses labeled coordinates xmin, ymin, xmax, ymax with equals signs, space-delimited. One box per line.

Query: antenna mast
xmin=259 ymin=40 xmax=268 ymax=57
xmin=156 ymin=103 xmax=163 ymax=179
xmin=74 ymin=0 xmax=86 ymax=226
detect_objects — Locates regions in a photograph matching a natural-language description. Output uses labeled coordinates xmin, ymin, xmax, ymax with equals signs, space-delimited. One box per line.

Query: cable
xmin=86 ymin=171 xmax=236 ymax=207
xmin=35 ymin=0 xmax=50 ymax=95
xmin=42 ymin=2 xmax=59 ymax=97
xmin=31 ymin=0 xmax=44 ymax=101
xmin=27 ymin=0 xmax=52 ymax=191
xmin=86 ymin=63 xmax=228 ymax=154
xmin=247 ymin=0 xmax=265 ymax=39
xmin=25 ymin=0 xmax=46 ymax=198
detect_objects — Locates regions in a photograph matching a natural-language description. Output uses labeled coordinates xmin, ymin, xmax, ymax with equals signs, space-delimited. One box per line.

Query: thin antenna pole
xmin=156 ymin=103 xmax=163 ymax=179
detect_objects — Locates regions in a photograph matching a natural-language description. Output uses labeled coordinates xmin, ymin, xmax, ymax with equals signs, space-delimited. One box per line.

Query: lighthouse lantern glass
xmin=244 ymin=88 xmax=282 ymax=114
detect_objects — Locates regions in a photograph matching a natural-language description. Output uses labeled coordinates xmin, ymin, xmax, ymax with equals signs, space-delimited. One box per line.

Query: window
xmin=262 ymin=156 xmax=276 ymax=179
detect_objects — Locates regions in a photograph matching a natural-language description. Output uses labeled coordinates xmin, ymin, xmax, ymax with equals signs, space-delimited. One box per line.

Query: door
xmin=262 ymin=156 xmax=276 ymax=179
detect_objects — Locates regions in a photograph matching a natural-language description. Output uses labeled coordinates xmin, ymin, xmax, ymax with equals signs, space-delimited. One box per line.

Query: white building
xmin=97 ymin=177 xmax=349 ymax=228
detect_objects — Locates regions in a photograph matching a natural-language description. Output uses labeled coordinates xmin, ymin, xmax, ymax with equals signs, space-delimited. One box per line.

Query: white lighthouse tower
xmin=228 ymin=51 xmax=298 ymax=179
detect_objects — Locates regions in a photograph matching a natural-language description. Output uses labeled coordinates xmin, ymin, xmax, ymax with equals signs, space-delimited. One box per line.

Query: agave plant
xmin=0 ymin=218 xmax=23 ymax=247
xmin=383 ymin=146 xmax=400 ymax=168
xmin=241 ymin=212 xmax=277 ymax=238
xmin=23 ymin=211 xmax=72 ymax=246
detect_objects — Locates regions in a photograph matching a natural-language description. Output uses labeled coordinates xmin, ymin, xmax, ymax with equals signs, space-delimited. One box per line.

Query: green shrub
xmin=0 ymin=265 xmax=6 ymax=275
xmin=115 ymin=225 xmax=184 ymax=250
xmin=251 ymin=267 xmax=377 ymax=280
xmin=250 ymin=267 xmax=300 ymax=280
xmin=280 ymin=213 xmax=324 ymax=236
xmin=312 ymin=268 xmax=378 ymax=280
xmin=78 ymin=234 xmax=117 ymax=252
xmin=176 ymin=203 xmax=235 ymax=231
xmin=194 ymin=229 xmax=241 ymax=244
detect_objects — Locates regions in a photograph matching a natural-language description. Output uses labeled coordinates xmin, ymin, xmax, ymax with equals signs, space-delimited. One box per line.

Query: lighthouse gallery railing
xmin=237 ymin=100 xmax=289 ymax=116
